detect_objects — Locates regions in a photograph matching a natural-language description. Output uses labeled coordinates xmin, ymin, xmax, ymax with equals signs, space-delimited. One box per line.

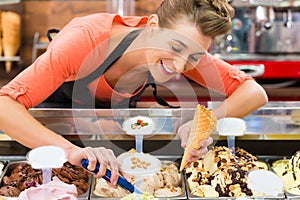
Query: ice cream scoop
xmin=81 ymin=159 xmax=142 ymax=194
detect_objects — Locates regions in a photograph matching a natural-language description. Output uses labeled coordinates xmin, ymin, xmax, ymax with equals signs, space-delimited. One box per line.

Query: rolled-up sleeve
xmin=0 ymin=82 xmax=31 ymax=107
xmin=0 ymin=62 xmax=63 ymax=109
xmin=0 ymin=84 xmax=27 ymax=99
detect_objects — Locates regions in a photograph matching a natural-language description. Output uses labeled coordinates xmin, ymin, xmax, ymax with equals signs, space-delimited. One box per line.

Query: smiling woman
xmin=143 ymin=24 xmax=209 ymax=82
xmin=0 ymin=0 xmax=267 ymax=188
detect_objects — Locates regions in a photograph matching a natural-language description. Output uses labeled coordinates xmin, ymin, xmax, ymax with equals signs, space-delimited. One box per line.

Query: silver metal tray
xmin=89 ymin=157 xmax=187 ymax=200
xmin=286 ymin=192 xmax=300 ymax=199
xmin=0 ymin=161 xmax=92 ymax=200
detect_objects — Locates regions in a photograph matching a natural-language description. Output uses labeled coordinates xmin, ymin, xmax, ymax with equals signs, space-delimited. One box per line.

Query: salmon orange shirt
xmin=0 ymin=13 xmax=252 ymax=109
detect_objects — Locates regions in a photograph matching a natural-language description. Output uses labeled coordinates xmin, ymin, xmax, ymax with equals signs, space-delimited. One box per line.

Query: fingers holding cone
xmin=179 ymin=104 xmax=217 ymax=171
xmin=1 ymin=10 xmax=21 ymax=73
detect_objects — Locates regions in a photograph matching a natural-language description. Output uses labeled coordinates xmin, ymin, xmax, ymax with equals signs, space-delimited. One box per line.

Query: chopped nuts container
xmin=89 ymin=157 xmax=187 ymax=200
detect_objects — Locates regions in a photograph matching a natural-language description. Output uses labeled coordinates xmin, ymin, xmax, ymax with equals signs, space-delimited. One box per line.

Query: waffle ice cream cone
xmin=1 ymin=11 xmax=21 ymax=73
xmin=180 ymin=104 xmax=217 ymax=171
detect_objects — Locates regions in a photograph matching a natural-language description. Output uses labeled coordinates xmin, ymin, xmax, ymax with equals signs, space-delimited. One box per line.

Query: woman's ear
xmin=146 ymin=14 xmax=159 ymax=28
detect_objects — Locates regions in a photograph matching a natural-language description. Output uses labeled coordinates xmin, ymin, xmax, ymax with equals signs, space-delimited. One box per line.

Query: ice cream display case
xmin=0 ymin=101 xmax=300 ymax=199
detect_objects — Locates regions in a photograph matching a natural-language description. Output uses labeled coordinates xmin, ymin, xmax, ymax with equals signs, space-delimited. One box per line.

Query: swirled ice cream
xmin=272 ymin=150 xmax=300 ymax=195
xmin=186 ymin=146 xmax=268 ymax=197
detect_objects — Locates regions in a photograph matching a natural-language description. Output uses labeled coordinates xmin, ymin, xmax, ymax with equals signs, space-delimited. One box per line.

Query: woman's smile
xmin=160 ymin=60 xmax=174 ymax=75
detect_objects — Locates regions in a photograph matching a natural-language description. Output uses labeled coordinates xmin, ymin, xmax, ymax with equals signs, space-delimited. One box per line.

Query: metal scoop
xmin=81 ymin=159 xmax=142 ymax=194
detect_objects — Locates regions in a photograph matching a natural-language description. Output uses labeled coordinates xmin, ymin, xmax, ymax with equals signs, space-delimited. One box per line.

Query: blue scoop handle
xmin=81 ymin=159 xmax=142 ymax=194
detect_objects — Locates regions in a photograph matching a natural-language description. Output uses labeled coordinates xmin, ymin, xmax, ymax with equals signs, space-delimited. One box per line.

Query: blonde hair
xmin=155 ymin=0 xmax=234 ymax=38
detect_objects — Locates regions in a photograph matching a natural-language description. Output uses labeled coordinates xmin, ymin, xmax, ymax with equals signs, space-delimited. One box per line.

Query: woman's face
xmin=145 ymin=18 xmax=212 ymax=83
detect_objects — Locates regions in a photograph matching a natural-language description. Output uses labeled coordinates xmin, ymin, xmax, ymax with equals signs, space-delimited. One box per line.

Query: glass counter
xmin=0 ymin=101 xmax=300 ymax=159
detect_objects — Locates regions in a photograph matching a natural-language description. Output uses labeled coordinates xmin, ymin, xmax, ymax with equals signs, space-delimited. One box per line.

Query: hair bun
xmin=194 ymin=0 xmax=234 ymax=18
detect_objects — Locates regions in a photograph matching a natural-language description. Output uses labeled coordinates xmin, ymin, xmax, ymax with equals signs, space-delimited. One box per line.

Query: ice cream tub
xmin=0 ymin=161 xmax=92 ymax=200
xmin=89 ymin=158 xmax=187 ymax=200
xmin=270 ymin=157 xmax=300 ymax=199
xmin=184 ymin=146 xmax=285 ymax=199
xmin=184 ymin=166 xmax=286 ymax=200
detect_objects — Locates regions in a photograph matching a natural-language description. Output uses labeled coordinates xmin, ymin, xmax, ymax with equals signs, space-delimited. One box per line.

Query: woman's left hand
xmin=177 ymin=120 xmax=213 ymax=162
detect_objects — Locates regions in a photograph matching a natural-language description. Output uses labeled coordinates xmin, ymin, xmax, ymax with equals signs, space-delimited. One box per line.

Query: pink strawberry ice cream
xmin=18 ymin=176 xmax=78 ymax=200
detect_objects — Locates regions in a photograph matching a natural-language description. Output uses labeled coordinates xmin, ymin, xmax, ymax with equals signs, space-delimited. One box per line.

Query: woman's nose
xmin=173 ymin=59 xmax=187 ymax=73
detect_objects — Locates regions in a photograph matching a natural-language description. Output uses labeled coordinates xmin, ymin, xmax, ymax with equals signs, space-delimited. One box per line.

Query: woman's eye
xmin=189 ymin=55 xmax=201 ymax=62
xmin=171 ymin=45 xmax=182 ymax=53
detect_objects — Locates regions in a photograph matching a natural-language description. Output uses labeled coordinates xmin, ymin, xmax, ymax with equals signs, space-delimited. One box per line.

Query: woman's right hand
xmin=177 ymin=120 xmax=213 ymax=164
xmin=67 ymin=146 xmax=121 ymax=188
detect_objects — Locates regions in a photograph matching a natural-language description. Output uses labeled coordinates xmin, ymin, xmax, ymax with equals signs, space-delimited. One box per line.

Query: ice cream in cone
xmin=1 ymin=11 xmax=20 ymax=73
xmin=180 ymin=104 xmax=217 ymax=171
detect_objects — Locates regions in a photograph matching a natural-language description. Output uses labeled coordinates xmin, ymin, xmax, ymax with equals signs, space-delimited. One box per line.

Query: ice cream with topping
xmin=185 ymin=146 xmax=268 ymax=197
xmin=93 ymin=153 xmax=182 ymax=198
xmin=272 ymin=150 xmax=300 ymax=195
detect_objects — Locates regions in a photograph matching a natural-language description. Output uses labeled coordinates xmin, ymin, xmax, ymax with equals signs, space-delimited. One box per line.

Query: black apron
xmin=36 ymin=29 xmax=179 ymax=109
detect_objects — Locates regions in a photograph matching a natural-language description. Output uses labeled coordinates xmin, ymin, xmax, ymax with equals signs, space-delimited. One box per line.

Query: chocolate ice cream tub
xmin=0 ymin=161 xmax=92 ymax=199
xmin=89 ymin=158 xmax=187 ymax=200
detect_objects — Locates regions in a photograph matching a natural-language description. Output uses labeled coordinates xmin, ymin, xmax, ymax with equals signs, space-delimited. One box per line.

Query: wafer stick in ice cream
xmin=1 ymin=11 xmax=21 ymax=73
xmin=179 ymin=104 xmax=217 ymax=171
